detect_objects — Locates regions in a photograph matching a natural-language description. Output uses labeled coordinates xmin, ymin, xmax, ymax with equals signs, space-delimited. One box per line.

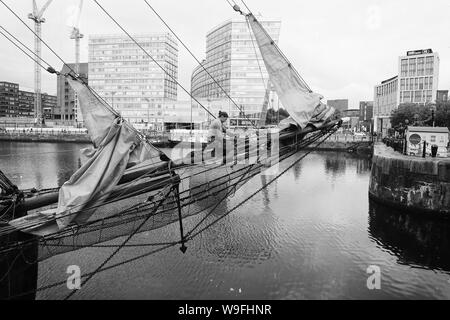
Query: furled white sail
xmin=246 ymin=14 xmax=335 ymax=129
xmin=10 ymin=78 xmax=165 ymax=236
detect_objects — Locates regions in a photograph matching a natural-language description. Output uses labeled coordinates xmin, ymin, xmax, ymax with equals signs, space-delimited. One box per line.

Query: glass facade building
xmin=88 ymin=33 xmax=178 ymax=128
xmin=191 ymin=17 xmax=281 ymax=126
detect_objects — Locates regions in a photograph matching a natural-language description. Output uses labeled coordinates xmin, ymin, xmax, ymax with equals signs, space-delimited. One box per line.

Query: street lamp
xmin=430 ymin=103 xmax=436 ymax=127
xmin=143 ymin=97 xmax=151 ymax=128
xmin=425 ymin=101 xmax=437 ymax=127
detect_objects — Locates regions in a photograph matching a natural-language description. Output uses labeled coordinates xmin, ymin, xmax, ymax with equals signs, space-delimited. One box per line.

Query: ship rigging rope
xmin=186 ymin=126 xmax=338 ymax=240
xmin=0 ymin=25 xmax=52 ymax=69
xmin=0 ymin=0 xmax=341 ymax=298
xmin=0 ymin=131 xmax=281 ymax=237
xmin=0 ymin=139 xmax=275 ymax=237
xmin=0 ymin=28 xmax=49 ymax=72
xmin=0 ymin=130 xmax=314 ymax=244
xmin=4 ymin=122 xmax=340 ymax=300
xmin=0 ymin=130 xmax=316 ymax=243
xmin=63 ymin=184 xmax=174 ymax=300
xmin=142 ymin=0 xmax=257 ymax=129
xmin=0 ymin=134 xmax=312 ymax=240
xmin=0 ymin=0 xmax=129 ymax=121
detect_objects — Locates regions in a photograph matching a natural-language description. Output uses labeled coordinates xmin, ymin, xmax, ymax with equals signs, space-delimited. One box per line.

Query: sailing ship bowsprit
xmin=0 ymin=2 xmax=341 ymax=299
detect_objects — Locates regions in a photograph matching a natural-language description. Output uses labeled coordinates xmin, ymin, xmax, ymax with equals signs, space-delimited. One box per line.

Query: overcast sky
xmin=1 ymin=0 xmax=449 ymax=108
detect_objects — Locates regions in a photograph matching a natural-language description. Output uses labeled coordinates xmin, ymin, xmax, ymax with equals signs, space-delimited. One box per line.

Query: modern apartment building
xmin=191 ymin=16 xmax=281 ymax=126
xmin=373 ymin=49 xmax=440 ymax=135
xmin=88 ymin=33 xmax=178 ymax=126
xmin=18 ymin=90 xmax=34 ymax=118
xmin=56 ymin=63 xmax=88 ymax=121
xmin=0 ymin=81 xmax=56 ymax=119
xmin=0 ymin=82 xmax=19 ymax=118
xmin=398 ymin=49 xmax=439 ymax=105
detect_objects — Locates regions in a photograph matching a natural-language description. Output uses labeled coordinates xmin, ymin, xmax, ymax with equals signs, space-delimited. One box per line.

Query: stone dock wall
xmin=369 ymin=143 xmax=450 ymax=217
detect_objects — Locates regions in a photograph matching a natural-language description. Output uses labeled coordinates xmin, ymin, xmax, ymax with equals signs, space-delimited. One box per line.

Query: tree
xmin=391 ymin=101 xmax=450 ymax=129
xmin=433 ymin=102 xmax=450 ymax=128
xmin=265 ymin=107 xmax=290 ymax=124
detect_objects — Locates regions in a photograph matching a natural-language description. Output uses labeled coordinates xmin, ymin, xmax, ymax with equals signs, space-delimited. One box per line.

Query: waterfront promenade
xmin=0 ymin=129 xmax=91 ymax=143
xmin=0 ymin=129 xmax=373 ymax=152
xmin=0 ymin=129 xmax=170 ymax=146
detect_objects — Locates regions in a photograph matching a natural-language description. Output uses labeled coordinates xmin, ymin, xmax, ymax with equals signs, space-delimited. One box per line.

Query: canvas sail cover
xmin=246 ymin=14 xmax=335 ymax=129
xmin=9 ymin=78 xmax=165 ymax=236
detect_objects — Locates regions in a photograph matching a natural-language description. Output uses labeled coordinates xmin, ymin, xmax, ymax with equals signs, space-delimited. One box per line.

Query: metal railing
xmin=382 ymin=136 xmax=406 ymax=154
xmin=326 ymin=133 xmax=373 ymax=142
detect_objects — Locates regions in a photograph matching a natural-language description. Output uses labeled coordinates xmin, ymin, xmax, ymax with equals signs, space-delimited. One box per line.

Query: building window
xmin=404 ymin=91 xmax=411 ymax=102
xmin=414 ymin=90 xmax=422 ymax=102
xmin=409 ymin=58 xmax=416 ymax=76
xmin=417 ymin=57 xmax=424 ymax=76
xmin=431 ymin=136 xmax=436 ymax=143
xmin=401 ymin=59 xmax=408 ymax=77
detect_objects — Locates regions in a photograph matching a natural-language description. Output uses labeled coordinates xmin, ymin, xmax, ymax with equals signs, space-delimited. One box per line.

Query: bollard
xmin=422 ymin=140 xmax=426 ymax=158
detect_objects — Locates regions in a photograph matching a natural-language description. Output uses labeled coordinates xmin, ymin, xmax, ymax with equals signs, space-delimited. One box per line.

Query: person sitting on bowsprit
xmin=207 ymin=111 xmax=229 ymax=143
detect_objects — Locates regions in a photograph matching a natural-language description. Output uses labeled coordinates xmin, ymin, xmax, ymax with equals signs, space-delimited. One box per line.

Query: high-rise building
xmin=88 ymin=33 xmax=178 ymax=128
xmin=359 ymin=101 xmax=373 ymax=121
xmin=398 ymin=49 xmax=439 ymax=105
xmin=56 ymin=63 xmax=88 ymax=121
xmin=191 ymin=16 xmax=281 ymax=126
xmin=326 ymin=99 xmax=348 ymax=113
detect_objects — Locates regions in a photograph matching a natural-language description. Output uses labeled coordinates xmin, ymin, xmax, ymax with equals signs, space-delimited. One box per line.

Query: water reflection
xmin=368 ymin=200 xmax=450 ymax=273
xmin=0 ymin=141 xmax=90 ymax=189
xmin=200 ymin=173 xmax=278 ymax=265
xmin=324 ymin=152 xmax=372 ymax=177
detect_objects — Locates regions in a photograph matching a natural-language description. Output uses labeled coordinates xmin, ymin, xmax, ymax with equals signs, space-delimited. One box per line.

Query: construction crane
xmin=70 ymin=0 xmax=84 ymax=125
xmin=28 ymin=0 xmax=53 ymax=125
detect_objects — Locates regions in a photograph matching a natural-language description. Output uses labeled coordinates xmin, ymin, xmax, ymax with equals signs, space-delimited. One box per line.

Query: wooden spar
xmin=17 ymin=173 xmax=180 ymax=213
